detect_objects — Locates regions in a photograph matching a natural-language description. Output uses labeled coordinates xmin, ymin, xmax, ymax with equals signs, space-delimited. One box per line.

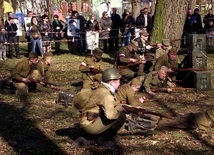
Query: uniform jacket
xmin=117 ymin=46 xmax=141 ymax=66
xmin=37 ymin=60 xmax=53 ymax=83
xmin=155 ymin=47 xmax=170 ymax=59
xmin=153 ymin=54 xmax=179 ymax=71
xmin=143 ymin=71 xmax=168 ymax=93
xmin=115 ymin=83 xmax=141 ymax=106
xmin=79 ymin=56 xmax=105 ymax=80
xmin=11 ymin=59 xmax=37 ymax=82
xmin=100 ymin=17 xmax=112 ymax=38
xmin=81 ymin=83 xmax=121 ymax=126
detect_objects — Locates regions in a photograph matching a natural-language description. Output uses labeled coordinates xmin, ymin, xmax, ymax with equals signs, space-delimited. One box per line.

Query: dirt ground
xmin=0 ymin=51 xmax=214 ymax=155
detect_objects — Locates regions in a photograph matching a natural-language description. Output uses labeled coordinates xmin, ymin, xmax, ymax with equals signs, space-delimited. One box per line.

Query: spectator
xmin=25 ymin=11 xmax=34 ymax=54
xmin=40 ymin=14 xmax=52 ymax=53
xmin=52 ymin=14 xmax=64 ymax=55
xmin=203 ymin=9 xmax=214 ymax=31
xmin=0 ymin=24 xmax=7 ymax=60
xmin=4 ymin=17 xmax=20 ymax=59
xmin=190 ymin=8 xmax=202 ymax=34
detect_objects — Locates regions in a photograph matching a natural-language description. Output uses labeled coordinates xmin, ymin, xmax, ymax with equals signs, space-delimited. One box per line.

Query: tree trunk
xmin=132 ymin=0 xmax=141 ymax=19
xmin=150 ymin=0 xmax=196 ymax=48
xmin=0 ymin=0 xmax=3 ymax=26
xmin=46 ymin=0 xmax=54 ymax=22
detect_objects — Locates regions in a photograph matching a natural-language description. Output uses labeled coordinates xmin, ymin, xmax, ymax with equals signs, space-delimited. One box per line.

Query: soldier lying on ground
xmin=143 ymin=65 xmax=176 ymax=96
xmin=128 ymin=108 xmax=214 ymax=131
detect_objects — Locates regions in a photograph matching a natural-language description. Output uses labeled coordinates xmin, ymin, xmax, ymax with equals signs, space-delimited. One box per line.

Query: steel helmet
xmin=102 ymin=68 xmax=121 ymax=82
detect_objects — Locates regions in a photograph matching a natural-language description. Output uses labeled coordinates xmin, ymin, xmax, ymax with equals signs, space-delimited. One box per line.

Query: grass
xmin=0 ymin=41 xmax=214 ymax=154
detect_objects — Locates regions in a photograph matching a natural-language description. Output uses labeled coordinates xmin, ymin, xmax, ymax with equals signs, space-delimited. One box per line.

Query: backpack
xmin=72 ymin=88 xmax=94 ymax=111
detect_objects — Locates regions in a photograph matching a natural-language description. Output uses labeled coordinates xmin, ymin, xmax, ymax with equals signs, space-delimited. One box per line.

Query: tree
xmin=46 ymin=0 xmax=54 ymax=22
xmin=149 ymin=0 xmax=196 ymax=47
xmin=0 ymin=0 xmax=4 ymax=25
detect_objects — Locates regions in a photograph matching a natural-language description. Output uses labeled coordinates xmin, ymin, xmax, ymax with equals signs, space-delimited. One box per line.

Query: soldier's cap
xmin=160 ymin=66 xmax=169 ymax=73
xmin=131 ymin=77 xmax=142 ymax=86
xmin=129 ymin=43 xmax=138 ymax=51
xmin=140 ymin=29 xmax=149 ymax=37
xmin=169 ymin=46 xmax=178 ymax=54
xmin=44 ymin=52 xmax=53 ymax=57
xmin=162 ymin=39 xmax=170 ymax=46
xmin=29 ymin=53 xmax=38 ymax=58
xmin=93 ymin=48 xmax=103 ymax=59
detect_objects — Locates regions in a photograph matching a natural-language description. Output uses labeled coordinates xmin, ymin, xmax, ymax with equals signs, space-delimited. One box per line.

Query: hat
xmin=130 ymin=43 xmax=138 ymax=51
xmin=29 ymin=53 xmax=38 ymax=58
xmin=162 ymin=39 xmax=170 ymax=46
xmin=131 ymin=77 xmax=142 ymax=86
xmin=93 ymin=48 xmax=103 ymax=59
xmin=44 ymin=52 xmax=53 ymax=57
xmin=169 ymin=46 xmax=178 ymax=54
xmin=160 ymin=66 xmax=169 ymax=73
xmin=140 ymin=30 xmax=149 ymax=37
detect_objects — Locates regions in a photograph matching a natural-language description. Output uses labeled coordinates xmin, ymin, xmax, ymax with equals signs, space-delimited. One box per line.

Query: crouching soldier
xmin=11 ymin=53 xmax=40 ymax=95
xmin=37 ymin=52 xmax=57 ymax=89
xmin=79 ymin=48 xmax=105 ymax=89
xmin=76 ymin=68 xmax=126 ymax=148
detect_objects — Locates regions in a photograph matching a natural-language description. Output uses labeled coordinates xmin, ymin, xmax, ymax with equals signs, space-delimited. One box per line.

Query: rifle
xmin=150 ymin=87 xmax=196 ymax=92
xmin=150 ymin=38 xmax=184 ymax=47
xmin=29 ymin=79 xmax=60 ymax=90
xmin=85 ymin=68 xmax=103 ymax=75
xmin=122 ymin=104 xmax=174 ymax=119
xmin=117 ymin=58 xmax=156 ymax=71
xmin=172 ymin=68 xmax=212 ymax=72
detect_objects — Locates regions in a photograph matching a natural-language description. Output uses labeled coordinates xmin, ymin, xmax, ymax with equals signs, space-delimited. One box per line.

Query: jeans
xmin=31 ymin=38 xmax=44 ymax=56
xmin=122 ymin=31 xmax=131 ymax=47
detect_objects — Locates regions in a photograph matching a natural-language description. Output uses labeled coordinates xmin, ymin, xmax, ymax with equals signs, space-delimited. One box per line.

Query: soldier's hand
xmin=139 ymin=96 xmax=146 ymax=103
xmin=89 ymin=65 xmax=94 ymax=69
xmin=115 ymin=104 xmax=126 ymax=112
xmin=130 ymin=58 xmax=136 ymax=62
xmin=148 ymin=91 xmax=156 ymax=96
xmin=23 ymin=78 xmax=31 ymax=83
xmin=167 ymin=88 xmax=172 ymax=92
xmin=51 ymin=85 xmax=58 ymax=90
xmin=40 ymin=81 xmax=45 ymax=85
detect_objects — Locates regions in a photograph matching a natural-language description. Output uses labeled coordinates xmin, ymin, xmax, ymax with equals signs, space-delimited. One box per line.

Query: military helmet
xmin=29 ymin=52 xmax=38 ymax=58
xmin=102 ymin=68 xmax=121 ymax=82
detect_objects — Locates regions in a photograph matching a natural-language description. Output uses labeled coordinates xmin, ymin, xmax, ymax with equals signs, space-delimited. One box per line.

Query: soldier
xmin=115 ymin=77 xmax=145 ymax=106
xmin=155 ymin=39 xmax=172 ymax=59
xmin=116 ymin=43 xmax=145 ymax=82
xmin=37 ymin=52 xmax=57 ymax=89
xmin=153 ymin=46 xmax=180 ymax=80
xmin=128 ymin=108 xmax=214 ymax=131
xmin=79 ymin=68 xmax=126 ymax=148
xmin=11 ymin=53 xmax=40 ymax=95
xmin=79 ymin=48 xmax=105 ymax=89
xmin=143 ymin=66 xmax=176 ymax=96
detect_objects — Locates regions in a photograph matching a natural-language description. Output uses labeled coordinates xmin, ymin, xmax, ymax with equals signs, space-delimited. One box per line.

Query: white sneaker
xmin=0 ymin=58 xmax=3 ymax=60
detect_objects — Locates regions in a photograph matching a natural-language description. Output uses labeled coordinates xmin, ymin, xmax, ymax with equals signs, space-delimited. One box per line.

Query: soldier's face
xmin=45 ymin=56 xmax=53 ymax=64
xmin=132 ymin=85 xmax=141 ymax=92
xmin=158 ymin=70 xmax=167 ymax=80
xmin=111 ymin=79 xmax=120 ymax=90
xmin=168 ymin=52 xmax=176 ymax=61
xmin=30 ymin=58 xmax=38 ymax=65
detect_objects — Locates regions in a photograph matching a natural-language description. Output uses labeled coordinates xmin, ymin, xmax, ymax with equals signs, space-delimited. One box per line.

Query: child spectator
xmin=0 ymin=24 xmax=7 ymax=60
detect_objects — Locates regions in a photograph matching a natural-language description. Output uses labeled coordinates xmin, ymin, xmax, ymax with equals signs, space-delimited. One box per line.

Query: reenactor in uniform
xmin=79 ymin=68 xmax=126 ymax=148
xmin=116 ymin=43 xmax=145 ymax=82
xmin=79 ymin=48 xmax=105 ymax=89
xmin=143 ymin=66 xmax=176 ymax=96
xmin=37 ymin=52 xmax=57 ymax=89
xmin=128 ymin=108 xmax=214 ymax=131
xmin=115 ymin=77 xmax=145 ymax=106
xmin=152 ymin=46 xmax=180 ymax=80
xmin=11 ymin=53 xmax=40 ymax=95
xmin=155 ymin=39 xmax=172 ymax=59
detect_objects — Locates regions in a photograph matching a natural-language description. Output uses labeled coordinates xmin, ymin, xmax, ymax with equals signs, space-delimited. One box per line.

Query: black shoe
xmin=16 ymin=55 xmax=21 ymax=59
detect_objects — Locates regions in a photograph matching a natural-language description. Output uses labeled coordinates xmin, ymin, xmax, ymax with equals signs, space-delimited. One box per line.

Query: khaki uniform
xmin=149 ymin=108 xmax=214 ymax=131
xmin=143 ymin=71 xmax=171 ymax=93
xmin=153 ymin=54 xmax=179 ymax=71
xmin=117 ymin=46 xmax=141 ymax=79
xmin=115 ymin=83 xmax=141 ymax=106
xmin=11 ymin=59 xmax=40 ymax=95
xmin=80 ymin=84 xmax=126 ymax=135
xmin=37 ymin=60 xmax=53 ymax=83
xmin=155 ymin=47 xmax=171 ymax=59
xmin=79 ymin=56 xmax=105 ymax=89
